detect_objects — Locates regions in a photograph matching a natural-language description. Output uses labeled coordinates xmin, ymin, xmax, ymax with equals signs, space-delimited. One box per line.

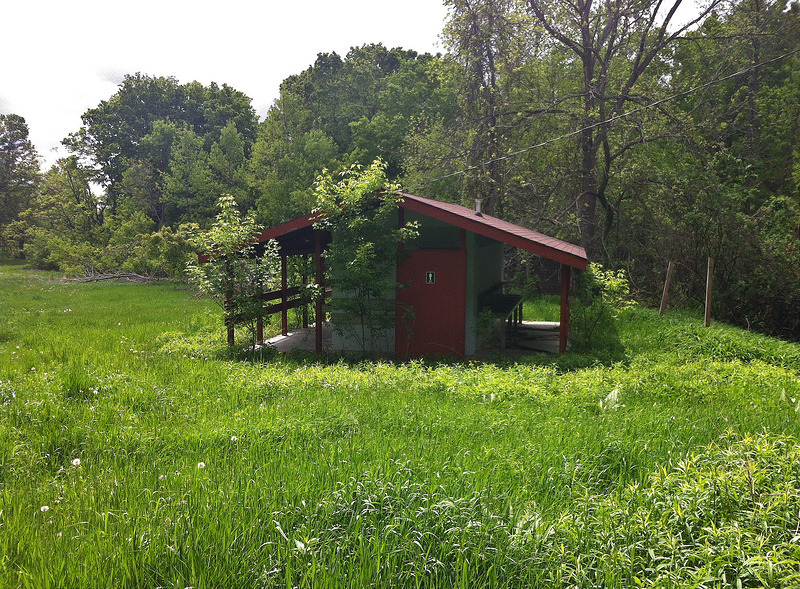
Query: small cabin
xmin=248 ymin=192 xmax=587 ymax=358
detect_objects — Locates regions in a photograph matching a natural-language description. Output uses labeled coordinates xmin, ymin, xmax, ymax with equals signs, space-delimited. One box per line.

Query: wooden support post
xmin=302 ymin=287 xmax=309 ymax=328
xmin=315 ymin=230 xmax=324 ymax=353
xmin=559 ymin=264 xmax=572 ymax=354
xmin=398 ymin=207 xmax=405 ymax=251
xmin=705 ymin=257 xmax=714 ymax=328
xmin=395 ymin=208 xmax=406 ymax=359
xmin=256 ymin=315 xmax=263 ymax=344
xmin=659 ymin=261 xmax=675 ymax=316
xmin=302 ymin=261 xmax=309 ymax=329
xmin=281 ymin=253 xmax=288 ymax=336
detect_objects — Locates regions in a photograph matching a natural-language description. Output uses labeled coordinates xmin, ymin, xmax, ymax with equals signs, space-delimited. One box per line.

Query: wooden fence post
xmin=705 ymin=257 xmax=714 ymax=328
xmin=226 ymin=291 xmax=235 ymax=346
xmin=659 ymin=261 xmax=675 ymax=316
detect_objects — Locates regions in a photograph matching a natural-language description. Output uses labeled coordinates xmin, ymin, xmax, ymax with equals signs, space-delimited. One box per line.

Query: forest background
xmin=1 ymin=0 xmax=799 ymax=340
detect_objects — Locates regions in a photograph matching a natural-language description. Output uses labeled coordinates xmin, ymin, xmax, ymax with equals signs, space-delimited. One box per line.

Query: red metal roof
xmin=397 ymin=193 xmax=588 ymax=270
xmin=256 ymin=193 xmax=588 ymax=270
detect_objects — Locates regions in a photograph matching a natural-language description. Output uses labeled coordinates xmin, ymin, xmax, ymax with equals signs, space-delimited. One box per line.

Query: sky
xmin=2 ymin=0 xmax=450 ymax=168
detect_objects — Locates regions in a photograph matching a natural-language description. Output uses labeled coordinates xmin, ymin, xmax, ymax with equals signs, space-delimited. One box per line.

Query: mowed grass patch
xmin=0 ymin=261 xmax=799 ymax=587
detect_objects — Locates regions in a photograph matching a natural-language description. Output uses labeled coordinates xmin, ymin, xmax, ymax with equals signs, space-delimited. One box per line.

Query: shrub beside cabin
xmin=246 ymin=192 xmax=587 ymax=358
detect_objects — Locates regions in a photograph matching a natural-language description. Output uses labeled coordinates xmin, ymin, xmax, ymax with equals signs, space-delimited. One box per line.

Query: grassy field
xmin=1 ymin=259 xmax=800 ymax=587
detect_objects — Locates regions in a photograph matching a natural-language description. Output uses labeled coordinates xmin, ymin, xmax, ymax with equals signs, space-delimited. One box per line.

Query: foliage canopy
xmin=312 ymin=159 xmax=419 ymax=353
xmin=186 ymin=194 xmax=278 ymax=345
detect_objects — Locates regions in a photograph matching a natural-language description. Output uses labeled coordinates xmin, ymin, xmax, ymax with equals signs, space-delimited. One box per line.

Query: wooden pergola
xmin=231 ymin=214 xmax=331 ymax=350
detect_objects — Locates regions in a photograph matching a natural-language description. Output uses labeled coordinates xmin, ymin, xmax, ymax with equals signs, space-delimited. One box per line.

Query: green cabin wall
xmin=466 ymin=235 xmax=504 ymax=355
xmin=328 ymin=210 xmax=398 ymax=355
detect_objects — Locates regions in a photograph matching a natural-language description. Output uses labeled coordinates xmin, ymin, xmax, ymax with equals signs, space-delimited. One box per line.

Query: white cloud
xmin=97 ymin=67 xmax=129 ymax=86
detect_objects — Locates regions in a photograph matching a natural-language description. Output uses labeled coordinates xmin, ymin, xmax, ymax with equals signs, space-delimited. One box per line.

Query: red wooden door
xmin=396 ymin=249 xmax=466 ymax=358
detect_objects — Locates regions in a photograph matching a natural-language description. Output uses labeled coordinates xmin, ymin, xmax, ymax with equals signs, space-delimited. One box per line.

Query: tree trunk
xmin=579 ymin=126 xmax=599 ymax=256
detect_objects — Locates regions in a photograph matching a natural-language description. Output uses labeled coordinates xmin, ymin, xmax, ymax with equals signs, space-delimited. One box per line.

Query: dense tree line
xmin=1 ymin=0 xmax=798 ymax=338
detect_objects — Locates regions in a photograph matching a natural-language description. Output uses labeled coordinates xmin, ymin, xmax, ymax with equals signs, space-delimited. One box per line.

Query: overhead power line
xmin=411 ymin=47 xmax=800 ymax=190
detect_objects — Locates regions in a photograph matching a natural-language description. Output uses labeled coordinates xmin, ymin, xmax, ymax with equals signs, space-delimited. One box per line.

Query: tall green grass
xmin=0 ymin=259 xmax=799 ymax=587
xmin=522 ymin=295 xmax=561 ymax=322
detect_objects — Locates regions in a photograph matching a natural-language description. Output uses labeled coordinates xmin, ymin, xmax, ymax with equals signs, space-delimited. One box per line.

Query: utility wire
xmin=410 ymin=47 xmax=800 ymax=189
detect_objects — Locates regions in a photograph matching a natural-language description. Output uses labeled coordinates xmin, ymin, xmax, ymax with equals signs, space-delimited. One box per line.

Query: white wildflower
xmin=600 ymin=388 xmax=621 ymax=410
xmin=197 ymin=462 xmax=206 ymax=469
xmin=71 ymin=458 xmax=81 ymax=467
xmin=40 ymin=505 xmax=50 ymax=512
xmin=231 ymin=436 xmax=238 ymax=442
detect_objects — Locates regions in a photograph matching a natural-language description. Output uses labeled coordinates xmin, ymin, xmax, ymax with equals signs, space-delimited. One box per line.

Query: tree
xmin=525 ymin=0 xmax=722 ymax=255
xmin=312 ymin=160 xmax=419 ymax=354
xmin=669 ymin=0 xmax=800 ymax=204
xmin=208 ymin=121 xmax=249 ymax=208
xmin=65 ymin=74 xmax=257 ymax=219
xmin=442 ymin=0 xmax=533 ymax=215
xmin=186 ymin=195 xmax=279 ymax=347
xmin=252 ymin=45 xmax=445 ymax=225
xmin=279 ymin=45 xmax=422 ymax=153
xmin=0 ymin=114 xmax=40 ymax=230
xmin=20 ymin=157 xmax=105 ymax=273
xmin=162 ymin=128 xmax=217 ymax=225
xmin=249 ymin=125 xmax=340 ymax=225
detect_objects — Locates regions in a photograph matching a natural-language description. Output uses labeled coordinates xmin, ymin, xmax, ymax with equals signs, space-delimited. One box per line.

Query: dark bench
xmin=478 ymin=283 xmax=524 ymax=348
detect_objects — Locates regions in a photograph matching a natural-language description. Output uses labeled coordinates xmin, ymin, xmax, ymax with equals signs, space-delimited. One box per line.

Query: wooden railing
xmin=226 ymin=286 xmax=331 ymax=345
xmin=262 ymin=285 xmax=307 ymax=314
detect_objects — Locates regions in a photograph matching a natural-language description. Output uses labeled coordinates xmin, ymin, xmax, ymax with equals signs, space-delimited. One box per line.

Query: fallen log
xmin=60 ymin=273 xmax=165 ymax=283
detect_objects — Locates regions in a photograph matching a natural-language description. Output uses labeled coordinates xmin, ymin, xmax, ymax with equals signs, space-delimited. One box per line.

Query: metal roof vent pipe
xmin=475 ymin=199 xmax=483 ymax=217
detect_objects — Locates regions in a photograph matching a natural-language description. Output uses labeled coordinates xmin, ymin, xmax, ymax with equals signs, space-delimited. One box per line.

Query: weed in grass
xmin=60 ymin=363 xmax=101 ymax=401
xmin=516 ymin=432 xmax=800 ymax=587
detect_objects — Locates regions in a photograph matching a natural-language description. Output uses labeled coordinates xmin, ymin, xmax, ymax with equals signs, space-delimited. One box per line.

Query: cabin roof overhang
xmin=396 ymin=193 xmax=587 ymax=270
xmin=254 ymin=193 xmax=588 ymax=270
xmin=254 ymin=213 xmax=328 ymax=255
